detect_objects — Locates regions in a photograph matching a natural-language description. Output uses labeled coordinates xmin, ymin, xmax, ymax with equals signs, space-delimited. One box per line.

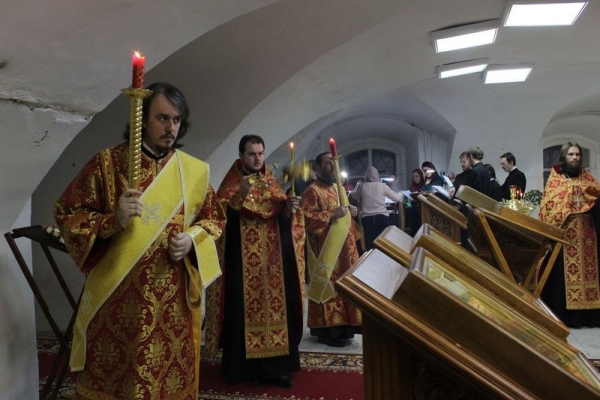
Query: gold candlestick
xmin=332 ymin=155 xmax=348 ymax=206
xmin=121 ymin=87 xmax=153 ymax=190
xmin=290 ymin=142 xmax=295 ymax=197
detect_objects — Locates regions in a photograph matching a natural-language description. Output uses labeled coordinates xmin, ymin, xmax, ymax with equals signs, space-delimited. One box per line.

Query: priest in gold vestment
xmin=55 ymin=83 xmax=225 ymax=399
xmin=300 ymin=151 xmax=362 ymax=348
xmin=204 ymin=135 xmax=305 ymax=387
xmin=540 ymin=142 xmax=600 ymax=328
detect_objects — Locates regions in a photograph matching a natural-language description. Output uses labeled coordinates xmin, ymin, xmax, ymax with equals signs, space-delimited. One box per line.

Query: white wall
xmin=0 ymin=198 xmax=38 ymax=400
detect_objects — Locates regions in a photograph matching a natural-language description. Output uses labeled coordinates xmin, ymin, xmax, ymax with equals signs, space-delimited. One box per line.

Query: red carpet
xmin=37 ymin=340 xmax=364 ymax=399
xmin=198 ymin=351 xmax=363 ymax=400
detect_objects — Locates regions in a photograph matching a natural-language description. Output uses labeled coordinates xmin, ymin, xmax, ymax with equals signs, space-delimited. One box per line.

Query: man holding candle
xmin=300 ymin=151 xmax=362 ymax=347
xmin=204 ymin=134 xmax=305 ymax=387
xmin=55 ymin=82 xmax=225 ymax=399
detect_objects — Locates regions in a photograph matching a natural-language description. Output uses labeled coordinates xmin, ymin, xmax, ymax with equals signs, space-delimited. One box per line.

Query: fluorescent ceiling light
xmin=484 ymin=64 xmax=533 ymax=84
xmin=437 ymin=58 xmax=489 ymax=79
xmin=504 ymin=1 xmax=588 ymax=26
xmin=431 ymin=20 xmax=499 ymax=53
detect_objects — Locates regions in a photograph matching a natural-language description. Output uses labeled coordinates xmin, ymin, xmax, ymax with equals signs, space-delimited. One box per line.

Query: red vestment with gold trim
xmin=55 ymin=143 xmax=225 ymax=399
xmin=204 ymin=159 xmax=305 ymax=383
xmin=301 ymin=180 xmax=362 ymax=329
xmin=540 ymin=166 xmax=600 ymax=311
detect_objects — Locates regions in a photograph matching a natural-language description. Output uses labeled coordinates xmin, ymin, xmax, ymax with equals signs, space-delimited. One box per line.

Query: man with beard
xmin=55 ymin=82 xmax=225 ymax=399
xmin=300 ymin=152 xmax=362 ymax=347
xmin=500 ymin=152 xmax=526 ymax=200
xmin=205 ymin=135 xmax=305 ymax=387
xmin=539 ymin=142 xmax=600 ymax=327
xmin=449 ymin=151 xmax=479 ymax=197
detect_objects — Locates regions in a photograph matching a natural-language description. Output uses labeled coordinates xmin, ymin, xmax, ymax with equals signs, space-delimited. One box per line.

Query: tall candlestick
xmin=329 ymin=138 xmax=337 ymax=157
xmin=290 ymin=142 xmax=295 ymax=196
xmin=132 ymin=51 xmax=146 ymax=89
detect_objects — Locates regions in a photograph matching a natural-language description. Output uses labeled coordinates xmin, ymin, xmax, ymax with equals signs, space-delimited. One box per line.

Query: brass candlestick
xmin=121 ymin=88 xmax=153 ymax=190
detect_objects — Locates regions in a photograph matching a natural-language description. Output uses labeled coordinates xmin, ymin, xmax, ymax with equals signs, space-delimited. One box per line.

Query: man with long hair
xmin=539 ymin=142 xmax=600 ymax=328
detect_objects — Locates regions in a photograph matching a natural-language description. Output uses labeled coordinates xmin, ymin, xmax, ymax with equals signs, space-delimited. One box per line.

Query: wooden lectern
xmin=455 ymin=185 xmax=566 ymax=296
xmin=412 ymin=223 xmax=569 ymax=340
xmin=372 ymin=224 xmax=414 ymax=267
xmin=417 ymin=193 xmax=467 ymax=244
xmin=336 ymin=247 xmax=600 ymax=399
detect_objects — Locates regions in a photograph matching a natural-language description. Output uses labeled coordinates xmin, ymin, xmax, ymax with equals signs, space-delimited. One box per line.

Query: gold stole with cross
xmin=70 ymin=150 xmax=220 ymax=371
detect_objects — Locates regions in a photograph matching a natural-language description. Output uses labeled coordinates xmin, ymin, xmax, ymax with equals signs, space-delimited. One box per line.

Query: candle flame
xmin=290 ymin=142 xmax=294 ymax=149
xmin=134 ymin=51 xmax=141 ymax=58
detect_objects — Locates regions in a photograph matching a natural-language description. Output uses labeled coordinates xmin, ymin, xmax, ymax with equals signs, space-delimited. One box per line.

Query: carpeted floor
xmin=37 ymin=340 xmax=364 ymax=399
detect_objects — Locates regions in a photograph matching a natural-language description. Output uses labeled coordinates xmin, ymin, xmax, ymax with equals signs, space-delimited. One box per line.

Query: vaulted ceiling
xmin=2 ymin=0 xmax=600 ymax=230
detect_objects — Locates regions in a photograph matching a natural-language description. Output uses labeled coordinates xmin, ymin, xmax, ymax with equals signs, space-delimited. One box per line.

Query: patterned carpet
xmin=37 ymin=340 xmax=364 ymax=400
xmin=37 ymin=340 xmax=600 ymax=399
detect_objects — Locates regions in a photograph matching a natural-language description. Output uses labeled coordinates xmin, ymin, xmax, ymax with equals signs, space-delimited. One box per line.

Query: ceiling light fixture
xmin=431 ymin=20 xmax=499 ymax=53
xmin=483 ymin=64 xmax=533 ymax=84
xmin=437 ymin=58 xmax=490 ymax=79
xmin=503 ymin=1 xmax=588 ymax=26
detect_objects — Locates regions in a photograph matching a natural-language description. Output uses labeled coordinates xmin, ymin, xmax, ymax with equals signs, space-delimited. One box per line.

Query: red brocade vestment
xmin=300 ymin=180 xmax=362 ymax=329
xmin=204 ymin=159 xmax=305 ymax=367
xmin=540 ymin=166 xmax=600 ymax=310
xmin=55 ymin=143 xmax=225 ymax=399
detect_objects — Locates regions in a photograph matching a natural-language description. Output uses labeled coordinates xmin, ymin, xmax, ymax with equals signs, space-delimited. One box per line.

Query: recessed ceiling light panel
xmin=484 ymin=64 xmax=533 ymax=84
xmin=437 ymin=58 xmax=490 ymax=79
xmin=504 ymin=1 xmax=588 ymax=26
xmin=431 ymin=20 xmax=500 ymax=53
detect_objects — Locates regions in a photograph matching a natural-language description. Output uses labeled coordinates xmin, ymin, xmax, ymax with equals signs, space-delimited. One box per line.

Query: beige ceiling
xmin=3 ymin=0 xmax=600 ymax=229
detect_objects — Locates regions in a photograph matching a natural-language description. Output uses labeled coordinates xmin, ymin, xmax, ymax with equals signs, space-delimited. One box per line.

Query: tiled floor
xmin=299 ymin=327 xmax=600 ymax=359
xmin=568 ymin=327 xmax=600 ymax=359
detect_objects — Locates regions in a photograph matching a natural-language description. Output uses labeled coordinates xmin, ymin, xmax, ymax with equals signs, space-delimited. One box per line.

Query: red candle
xmin=329 ymin=138 xmax=337 ymax=157
xmin=132 ymin=51 xmax=146 ymax=89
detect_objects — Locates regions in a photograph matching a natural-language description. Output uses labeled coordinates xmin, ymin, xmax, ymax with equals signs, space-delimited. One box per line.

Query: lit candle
xmin=290 ymin=142 xmax=295 ymax=196
xmin=132 ymin=51 xmax=146 ymax=89
xmin=329 ymin=138 xmax=337 ymax=157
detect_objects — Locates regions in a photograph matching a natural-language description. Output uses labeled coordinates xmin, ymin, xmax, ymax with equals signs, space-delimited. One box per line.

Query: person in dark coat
xmin=500 ymin=152 xmax=526 ymax=200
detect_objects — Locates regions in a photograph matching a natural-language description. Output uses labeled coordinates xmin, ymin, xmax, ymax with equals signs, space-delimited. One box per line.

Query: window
xmin=345 ymin=148 xmax=397 ymax=187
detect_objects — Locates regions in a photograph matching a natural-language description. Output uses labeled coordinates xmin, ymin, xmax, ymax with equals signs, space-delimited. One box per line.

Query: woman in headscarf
xmin=350 ymin=166 xmax=403 ymax=250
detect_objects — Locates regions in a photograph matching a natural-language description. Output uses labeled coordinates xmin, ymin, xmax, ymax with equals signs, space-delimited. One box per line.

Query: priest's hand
xmin=333 ymin=205 xmax=349 ymax=219
xmin=117 ymin=189 xmax=144 ymax=229
xmin=287 ymin=196 xmax=300 ymax=211
xmin=238 ymin=176 xmax=252 ymax=197
xmin=169 ymin=232 xmax=192 ymax=261
xmin=349 ymin=205 xmax=358 ymax=217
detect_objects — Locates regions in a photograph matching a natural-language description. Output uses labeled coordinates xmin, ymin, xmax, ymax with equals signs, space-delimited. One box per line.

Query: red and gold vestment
xmin=300 ymin=180 xmax=362 ymax=329
xmin=55 ymin=143 xmax=225 ymax=399
xmin=204 ymin=159 xmax=305 ymax=363
xmin=540 ymin=166 xmax=600 ymax=310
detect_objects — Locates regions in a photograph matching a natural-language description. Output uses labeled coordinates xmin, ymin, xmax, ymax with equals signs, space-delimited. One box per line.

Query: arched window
xmin=345 ymin=148 xmax=397 ymax=186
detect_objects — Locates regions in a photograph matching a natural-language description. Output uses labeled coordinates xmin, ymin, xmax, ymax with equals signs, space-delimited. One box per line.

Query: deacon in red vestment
xmin=55 ymin=83 xmax=225 ymax=400
xmin=300 ymin=152 xmax=362 ymax=347
xmin=539 ymin=142 xmax=600 ymax=328
xmin=204 ymin=135 xmax=305 ymax=388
